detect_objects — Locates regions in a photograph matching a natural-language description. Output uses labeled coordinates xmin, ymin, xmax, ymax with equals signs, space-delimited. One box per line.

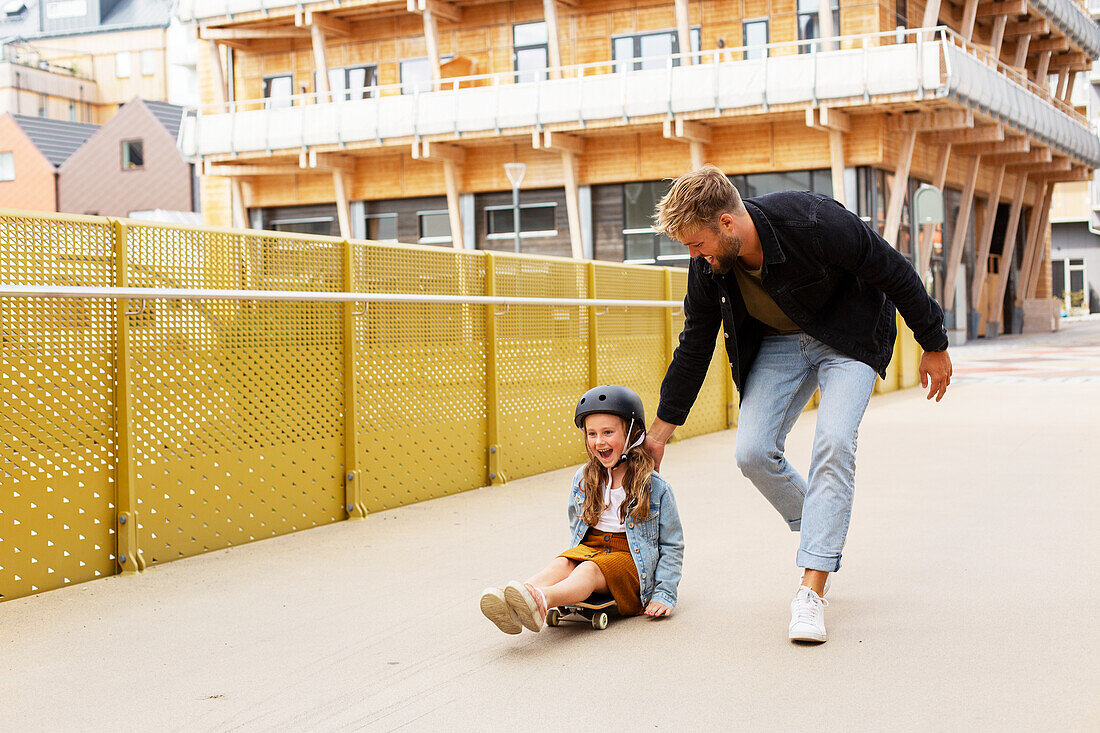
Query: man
xmin=643 ymin=165 xmax=952 ymax=643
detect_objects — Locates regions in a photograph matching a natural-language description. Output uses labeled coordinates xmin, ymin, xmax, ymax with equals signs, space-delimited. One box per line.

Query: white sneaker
xmin=789 ymin=585 xmax=829 ymax=643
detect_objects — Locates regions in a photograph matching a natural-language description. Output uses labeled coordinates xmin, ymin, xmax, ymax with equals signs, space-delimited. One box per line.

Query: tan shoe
xmin=481 ymin=587 xmax=523 ymax=634
xmin=504 ymin=581 xmax=546 ymax=632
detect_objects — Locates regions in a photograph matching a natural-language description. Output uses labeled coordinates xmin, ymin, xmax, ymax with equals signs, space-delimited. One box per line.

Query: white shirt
xmin=593 ymin=478 xmax=627 ymax=532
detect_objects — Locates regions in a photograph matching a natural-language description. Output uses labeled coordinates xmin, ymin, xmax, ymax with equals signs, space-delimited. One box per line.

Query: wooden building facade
xmin=184 ymin=0 xmax=1100 ymax=336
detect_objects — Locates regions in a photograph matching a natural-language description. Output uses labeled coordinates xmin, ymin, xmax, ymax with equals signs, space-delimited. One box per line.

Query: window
xmin=365 ymin=213 xmax=398 ymax=242
xmin=418 ymin=210 xmax=452 ymax=243
xmin=269 ymin=216 xmax=335 ymax=236
xmin=622 ymin=181 xmax=682 ymax=264
xmin=115 ymin=51 xmax=131 ymax=78
xmin=121 ymin=140 xmax=144 ymax=170
xmin=485 ymin=202 xmax=557 ymax=238
xmin=318 ymin=65 xmax=376 ymax=101
xmin=68 ymin=102 xmax=75 ymax=121
xmin=37 ymin=94 xmax=46 ymax=118
xmin=45 ymin=0 xmax=85 ymax=18
xmin=400 ymin=56 xmax=453 ymax=95
xmin=613 ymin=27 xmax=701 ymax=72
xmin=895 ymin=0 xmax=907 ymax=28
xmin=141 ymin=49 xmax=156 ymax=76
xmin=263 ymin=74 xmax=294 ymax=110
xmin=514 ymin=22 xmax=549 ymax=83
xmin=742 ymin=19 xmax=769 ymax=60
xmin=798 ymin=0 xmax=841 ymax=53
xmin=0 ymin=152 xmax=14 ymax=181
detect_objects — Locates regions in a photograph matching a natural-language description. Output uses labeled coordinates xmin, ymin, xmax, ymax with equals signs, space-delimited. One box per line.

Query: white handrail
xmin=0 ymin=284 xmax=681 ymax=308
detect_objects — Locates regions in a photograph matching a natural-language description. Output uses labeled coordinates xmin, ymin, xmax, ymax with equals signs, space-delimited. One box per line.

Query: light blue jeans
xmin=734 ymin=333 xmax=877 ymax=573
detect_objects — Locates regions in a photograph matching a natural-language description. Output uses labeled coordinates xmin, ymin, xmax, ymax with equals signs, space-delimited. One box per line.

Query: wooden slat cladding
xmin=226 ymin=116 xmax=885 ymax=219
xmin=207 ymin=0 xmax=894 ymax=109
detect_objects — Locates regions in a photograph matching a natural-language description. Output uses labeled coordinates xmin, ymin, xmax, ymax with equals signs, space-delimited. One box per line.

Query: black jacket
xmin=657 ymin=191 xmax=949 ymax=425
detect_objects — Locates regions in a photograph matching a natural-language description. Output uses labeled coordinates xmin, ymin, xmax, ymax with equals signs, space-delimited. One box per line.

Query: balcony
xmin=183 ymin=28 xmax=1100 ymax=169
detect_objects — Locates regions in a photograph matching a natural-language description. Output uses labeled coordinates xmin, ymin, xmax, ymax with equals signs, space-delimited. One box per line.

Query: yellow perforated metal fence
xmin=0 ymin=210 xmax=922 ymax=603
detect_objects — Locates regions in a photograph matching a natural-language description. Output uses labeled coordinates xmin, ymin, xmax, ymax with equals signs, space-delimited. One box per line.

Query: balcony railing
xmin=182 ymin=28 xmax=1100 ymax=168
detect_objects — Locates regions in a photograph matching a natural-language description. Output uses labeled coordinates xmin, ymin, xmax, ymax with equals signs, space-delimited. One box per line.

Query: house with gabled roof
xmin=0 ymin=111 xmax=97 ymax=210
xmin=58 ymin=96 xmax=195 ymax=217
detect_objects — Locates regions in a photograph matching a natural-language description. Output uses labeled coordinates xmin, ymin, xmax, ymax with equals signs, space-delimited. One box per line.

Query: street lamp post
xmin=504 ymin=162 xmax=527 ymax=254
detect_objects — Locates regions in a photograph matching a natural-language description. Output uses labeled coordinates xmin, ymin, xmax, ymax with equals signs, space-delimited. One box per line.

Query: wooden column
xmin=412 ymin=141 xmax=466 ymax=249
xmin=883 ymin=130 xmax=917 ymax=247
xmin=534 ymin=130 xmax=585 ymax=258
xmin=990 ymin=15 xmax=1008 ymax=57
xmin=1035 ymin=50 xmax=1052 ymax=82
xmin=1013 ymin=34 xmax=1031 ymax=69
xmin=806 ymin=107 xmax=848 ymax=206
xmin=969 ymin=164 xmax=1005 ymax=312
xmin=675 ymin=0 xmax=693 ymax=63
xmin=1061 ymin=71 xmax=1078 ymax=103
xmin=231 ymin=180 xmax=247 ymax=228
xmin=921 ymin=0 xmax=941 ymax=27
xmin=960 ymin=0 xmax=979 ymax=39
xmin=942 ymin=154 xmax=982 ymax=312
xmin=333 ymin=171 xmax=352 ymax=239
xmin=1015 ymin=182 xmax=1052 ymax=305
xmin=817 ymin=0 xmax=836 ymax=51
xmin=311 ymin=25 xmax=331 ymax=98
xmin=543 ymin=0 xmax=563 ymax=78
xmin=425 ymin=7 xmax=441 ymax=84
xmin=1023 ymin=186 xmax=1054 ymax=300
xmin=663 ymin=119 xmax=711 ymax=172
xmin=988 ymin=173 xmax=1029 ymax=326
xmin=207 ymin=40 xmax=227 ymax=105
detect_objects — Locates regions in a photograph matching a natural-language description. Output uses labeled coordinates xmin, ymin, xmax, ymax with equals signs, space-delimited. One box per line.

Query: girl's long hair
xmin=580 ymin=419 xmax=654 ymax=526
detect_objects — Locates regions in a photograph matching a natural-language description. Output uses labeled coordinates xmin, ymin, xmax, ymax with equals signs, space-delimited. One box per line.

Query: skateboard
xmin=545 ymin=595 xmax=618 ymax=630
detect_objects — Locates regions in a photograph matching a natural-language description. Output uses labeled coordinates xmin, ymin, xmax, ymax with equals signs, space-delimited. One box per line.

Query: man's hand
xmin=919 ymin=349 xmax=952 ymax=402
xmin=643 ymin=417 xmax=677 ymax=471
xmin=644 ymin=601 xmax=671 ymax=617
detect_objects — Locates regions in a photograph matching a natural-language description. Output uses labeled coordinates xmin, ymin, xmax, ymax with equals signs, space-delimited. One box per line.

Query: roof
xmin=0 ymin=0 xmax=170 ymax=43
xmin=10 ymin=114 xmax=99 ymax=167
xmin=141 ymin=99 xmax=184 ymax=141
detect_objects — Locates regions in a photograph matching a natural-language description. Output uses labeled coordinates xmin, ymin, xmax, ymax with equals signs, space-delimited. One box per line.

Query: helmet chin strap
xmin=610 ymin=417 xmax=646 ymax=469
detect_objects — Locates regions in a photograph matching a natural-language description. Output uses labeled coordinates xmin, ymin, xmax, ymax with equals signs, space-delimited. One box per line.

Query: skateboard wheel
xmin=546 ymin=608 xmax=561 ymax=627
xmin=592 ymin=612 xmax=609 ymax=630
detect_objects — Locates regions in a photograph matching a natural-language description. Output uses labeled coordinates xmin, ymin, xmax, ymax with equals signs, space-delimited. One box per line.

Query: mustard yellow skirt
xmin=558 ymin=529 xmax=643 ymax=616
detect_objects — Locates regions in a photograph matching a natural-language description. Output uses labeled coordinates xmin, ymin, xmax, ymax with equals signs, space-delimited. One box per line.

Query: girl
xmin=480 ymin=384 xmax=684 ymax=634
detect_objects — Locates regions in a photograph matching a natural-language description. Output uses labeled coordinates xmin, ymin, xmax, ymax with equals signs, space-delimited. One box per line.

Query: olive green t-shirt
xmin=730 ymin=261 xmax=803 ymax=335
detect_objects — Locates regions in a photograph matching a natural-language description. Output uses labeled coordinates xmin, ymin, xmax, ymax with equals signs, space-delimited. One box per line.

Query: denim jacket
xmin=568 ymin=467 xmax=684 ymax=609
xmin=657 ymin=191 xmax=949 ymax=425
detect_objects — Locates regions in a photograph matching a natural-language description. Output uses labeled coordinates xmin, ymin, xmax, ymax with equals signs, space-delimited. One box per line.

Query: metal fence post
xmin=343 ymin=240 xmax=367 ymax=519
xmin=587 ymin=261 xmax=599 ymax=387
xmin=484 ymin=252 xmax=506 ymax=485
xmin=112 ymin=219 xmax=146 ymax=574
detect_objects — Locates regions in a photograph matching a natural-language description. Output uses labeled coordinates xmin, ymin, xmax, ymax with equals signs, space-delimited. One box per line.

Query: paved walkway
xmin=3 ymin=320 xmax=1099 ymax=732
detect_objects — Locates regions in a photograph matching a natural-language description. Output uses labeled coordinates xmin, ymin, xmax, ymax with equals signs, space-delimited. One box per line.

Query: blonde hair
xmin=653 ymin=164 xmax=745 ymax=242
xmin=580 ymin=419 xmax=654 ymax=525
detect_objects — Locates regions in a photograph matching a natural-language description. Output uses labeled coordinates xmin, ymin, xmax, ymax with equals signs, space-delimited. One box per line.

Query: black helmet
xmin=574 ymin=385 xmax=645 ymax=429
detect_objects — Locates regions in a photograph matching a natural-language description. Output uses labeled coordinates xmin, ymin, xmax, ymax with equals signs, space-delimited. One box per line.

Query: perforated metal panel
xmin=354 ymin=243 xmax=488 ymax=512
xmin=593 ymin=263 xmax=667 ymax=426
xmin=898 ymin=314 xmax=922 ymax=388
xmin=0 ymin=213 xmax=117 ymax=602
xmin=493 ymin=254 xmax=591 ymax=481
xmin=123 ymin=224 xmax=345 ymax=565
xmin=1 ymin=211 xmax=757 ymax=603
xmin=667 ymin=269 xmax=730 ymax=439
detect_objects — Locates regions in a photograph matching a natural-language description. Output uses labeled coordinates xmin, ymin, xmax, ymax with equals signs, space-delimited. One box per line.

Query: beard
xmin=709 ymin=229 xmax=743 ymax=274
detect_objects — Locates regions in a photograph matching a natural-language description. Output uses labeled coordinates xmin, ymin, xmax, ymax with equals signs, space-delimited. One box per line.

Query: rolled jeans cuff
xmin=796 ymin=548 xmax=841 ymax=573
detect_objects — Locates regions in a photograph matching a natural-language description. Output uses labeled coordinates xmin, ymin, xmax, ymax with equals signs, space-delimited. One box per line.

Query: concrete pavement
xmin=2 ymin=319 xmax=1099 ymax=732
